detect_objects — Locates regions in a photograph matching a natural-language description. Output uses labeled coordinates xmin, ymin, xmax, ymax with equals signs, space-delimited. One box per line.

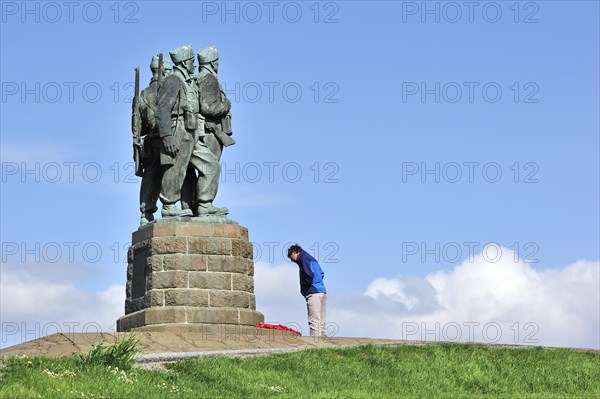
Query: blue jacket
xmin=293 ymin=250 xmax=326 ymax=296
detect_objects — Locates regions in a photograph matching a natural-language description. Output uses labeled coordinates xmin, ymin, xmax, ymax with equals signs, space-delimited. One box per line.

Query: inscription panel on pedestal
xmin=131 ymin=246 xmax=148 ymax=299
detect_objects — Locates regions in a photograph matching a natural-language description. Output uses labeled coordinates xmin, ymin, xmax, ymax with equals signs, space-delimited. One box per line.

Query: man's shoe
xmin=197 ymin=204 xmax=229 ymax=216
xmin=161 ymin=204 xmax=193 ymax=217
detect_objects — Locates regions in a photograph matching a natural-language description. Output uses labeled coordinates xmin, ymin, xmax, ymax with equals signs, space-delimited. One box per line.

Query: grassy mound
xmin=1 ymin=343 xmax=598 ymax=398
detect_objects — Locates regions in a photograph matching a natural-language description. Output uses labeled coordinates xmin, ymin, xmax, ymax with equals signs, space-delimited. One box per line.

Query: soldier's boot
xmin=161 ymin=204 xmax=193 ymax=218
xmin=197 ymin=203 xmax=229 ymax=216
xmin=181 ymin=200 xmax=198 ymax=217
xmin=139 ymin=211 xmax=155 ymax=227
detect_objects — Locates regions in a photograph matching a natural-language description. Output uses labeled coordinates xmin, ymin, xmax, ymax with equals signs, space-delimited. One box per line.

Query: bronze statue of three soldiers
xmin=132 ymin=45 xmax=235 ymax=227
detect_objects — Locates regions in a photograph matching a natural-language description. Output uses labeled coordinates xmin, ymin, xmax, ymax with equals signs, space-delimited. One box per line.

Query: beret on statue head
xmin=198 ymin=46 xmax=219 ymax=65
xmin=150 ymin=55 xmax=173 ymax=71
xmin=169 ymin=45 xmax=195 ymax=64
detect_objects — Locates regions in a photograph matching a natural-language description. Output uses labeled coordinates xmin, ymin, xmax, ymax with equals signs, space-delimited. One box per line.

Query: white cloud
xmin=1 ymin=262 xmax=124 ymax=348
xmin=254 ymin=247 xmax=600 ymax=349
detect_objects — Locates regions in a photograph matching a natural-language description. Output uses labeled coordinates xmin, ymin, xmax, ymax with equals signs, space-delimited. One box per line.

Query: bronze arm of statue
xmin=155 ymin=75 xmax=182 ymax=157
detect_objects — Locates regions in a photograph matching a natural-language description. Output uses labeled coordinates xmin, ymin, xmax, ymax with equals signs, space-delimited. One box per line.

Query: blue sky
xmin=1 ymin=1 xmax=599 ymax=349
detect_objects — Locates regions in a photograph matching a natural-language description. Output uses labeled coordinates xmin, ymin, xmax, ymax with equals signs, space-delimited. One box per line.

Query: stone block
xmin=175 ymin=223 xmax=212 ymax=237
xmin=206 ymin=308 xmax=239 ymax=324
xmin=212 ymin=224 xmax=246 ymax=239
xmin=151 ymin=222 xmax=178 ymax=237
xmin=162 ymin=254 xmax=208 ymax=271
xmin=150 ymin=237 xmax=187 ymax=255
xmin=162 ymin=254 xmax=184 ymax=271
xmin=149 ymin=271 xmax=188 ymax=289
xmin=189 ymin=272 xmax=231 ymax=290
xmin=239 ymin=309 xmax=264 ymax=325
xmin=127 ymin=247 xmax=134 ymax=263
xmin=147 ymin=290 xmax=164 ymax=307
xmin=240 ymin=226 xmax=249 ymax=241
xmin=244 ymin=242 xmax=254 ymax=259
xmin=210 ymin=290 xmax=250 ymax=308
xmin=185 ymin=307 xmax=239 ymax=324
xmin=144 ymin=306 xmax=186 ymax=325
xmin=164 ymin=288 xmax=209 ymax=307
xmin=232 ymin=239 xmax=253 ymax=258
xmin=126 ymin=262 xmax=133 ymax=282
xmin=117 ymin=310 xmax=145 ymax=331
xmin=185 ymin=307 xmax=209 ymax=323
xmin=232 ymin=274 xmax=254 ymax=292
xmin=181 ymin=254 xmax=208 ymax=271
xmin=207 ymin=255 xmax=246 ymax=273
xmin=187 ymin=237 xmax=209 ymax=254
xmin=188 ymin=237 xmax=231 ymax=255
xmin=246 ymin=259 xmax=255 ymax=276
xmin=147 ymin=256 xmax=163 ymax=272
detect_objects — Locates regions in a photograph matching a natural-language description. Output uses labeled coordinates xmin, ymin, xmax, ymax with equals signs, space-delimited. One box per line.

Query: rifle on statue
xmin=157 ymin=53 xmax=164 ymax=86
xmin=132 ymin=67 xmax=143 ymax=177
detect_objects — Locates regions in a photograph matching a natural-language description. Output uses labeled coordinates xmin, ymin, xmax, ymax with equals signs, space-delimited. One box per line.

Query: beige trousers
xmin=306 ymin=293 xmax=327 ymax=337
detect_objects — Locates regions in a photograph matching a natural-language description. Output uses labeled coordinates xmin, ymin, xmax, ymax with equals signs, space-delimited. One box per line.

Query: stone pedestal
xmin=117 ymin=219 xmax=264 ymax=332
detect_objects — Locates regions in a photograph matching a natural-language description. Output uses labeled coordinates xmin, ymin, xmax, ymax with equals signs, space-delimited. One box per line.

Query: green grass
xmin=1 ymin=343 xmax=598 ymax=398
xmin=77 ymin=334 xmax=140 ymax=371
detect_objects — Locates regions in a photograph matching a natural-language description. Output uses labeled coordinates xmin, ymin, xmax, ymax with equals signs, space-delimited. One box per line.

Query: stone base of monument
xmin=118 ymin=323 xmax=273 ymax=335
xmin=0 ymin=331 xmax=418 ymax=361
xmin=117 ymin=218 xmax=264 ymax=332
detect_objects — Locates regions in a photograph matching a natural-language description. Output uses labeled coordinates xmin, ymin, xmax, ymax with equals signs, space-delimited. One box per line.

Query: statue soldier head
xmin=198 ymin=46 xmax=219 ymax=74
xmin=150 ymin=55 xmax=172 ymax=74
xmin=149 ymin=55 xmax=172 ymax=81
xmin=169 ymin=45 xmax=195 ymax=75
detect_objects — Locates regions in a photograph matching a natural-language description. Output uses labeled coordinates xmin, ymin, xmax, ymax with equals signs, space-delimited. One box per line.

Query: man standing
xmin=184 ymin=46 xmax=235 ymax=217
xmin=138 ymin=55 xmax=172 ymax=226
xmin=156 ymin=45 xmax=198 ymax=218
xmin=288 ymin=244 xmax=327 ymax=337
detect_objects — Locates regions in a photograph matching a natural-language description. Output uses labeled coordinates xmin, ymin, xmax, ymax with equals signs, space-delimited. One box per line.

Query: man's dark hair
xmin=287 ymin=244 xmax=303 ymax=258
